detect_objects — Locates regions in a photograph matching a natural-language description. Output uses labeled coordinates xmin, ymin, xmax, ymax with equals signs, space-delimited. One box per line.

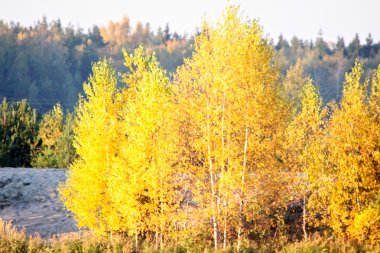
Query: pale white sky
xmin=1 ymin=0 xmax=379 ymax=43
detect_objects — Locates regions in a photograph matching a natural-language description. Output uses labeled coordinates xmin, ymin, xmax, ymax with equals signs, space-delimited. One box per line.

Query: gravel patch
xmin=0 ymin=168 xmax=78 ymax=238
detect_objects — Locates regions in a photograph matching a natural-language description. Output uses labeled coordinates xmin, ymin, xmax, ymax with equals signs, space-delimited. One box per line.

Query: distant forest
xmin=0 ymin=16 xmax=380 ymax=112
xmin=0 ymin=17 xmax=193 ymax=112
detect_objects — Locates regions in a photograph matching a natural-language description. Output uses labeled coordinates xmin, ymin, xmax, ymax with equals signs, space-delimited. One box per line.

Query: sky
xmin=1 ymin=0 xmax=379 ymax=43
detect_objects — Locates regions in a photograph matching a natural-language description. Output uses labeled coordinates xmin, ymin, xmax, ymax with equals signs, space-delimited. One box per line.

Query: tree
xmin=283 ymin=59 xmax=310 ymax=111
xmin=336 ymin=37 xmax=345 ymax=53
xmin=361 ymin=33 xmax=376 ymax=58
xmin=60 ymin=59 xmax=121 ymax=234
xmin=275 ymin=34 xmax=289 ymax=51
xmin=357 ymin=66 xmax=380 ymax=244
xmin=107 ymin=46 xmax=180 ymax=250
xmin=347 ymin=34 xmax=361 ymax=60
xmin=60 ymin=48 xmax=180 ymax=251
xmin=284 ymin=80 xmax=324 ymax=240
xmin=32 ymin=103 xmax=75 ymax=168
xmin=175 ymin=6 xmax=290 ymax=250
xmin=55 ymin=111 xmax=76 ymax=168
xmin=32 ymin=103 xmax=63 ymax=167
xmin=308 ymin=62 xmax=380 ymax=243
xmin=0 ymin=99 xmax=38 ymax=167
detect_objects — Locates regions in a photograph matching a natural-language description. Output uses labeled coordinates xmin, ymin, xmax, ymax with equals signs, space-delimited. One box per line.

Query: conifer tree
xmin=55 ymin=111 xmax=76 ymax=167
xmin=0 ymin=99 xmax=38 ymax=167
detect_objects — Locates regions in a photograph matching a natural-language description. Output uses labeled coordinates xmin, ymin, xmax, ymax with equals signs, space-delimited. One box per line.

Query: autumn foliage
xmin=60 ymin=6 xmax=380 ymax=251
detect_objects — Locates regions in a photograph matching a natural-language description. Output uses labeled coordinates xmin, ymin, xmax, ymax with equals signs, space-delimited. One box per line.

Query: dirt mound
xmin=0 ymin=168 xmax=78 ymax=238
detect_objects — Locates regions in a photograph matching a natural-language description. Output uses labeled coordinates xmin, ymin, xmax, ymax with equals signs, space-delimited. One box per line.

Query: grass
xmin=280 ymin=235 xmax=380 ymax=253
xmin=0 ymin=219 xmax=133 ymax=253
xmin=0 ymin=219 xmax=379 ymax=253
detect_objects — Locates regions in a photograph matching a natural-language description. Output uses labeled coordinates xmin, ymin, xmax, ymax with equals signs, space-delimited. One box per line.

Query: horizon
xmin=1 ymin=0 xmax=379 ymax=43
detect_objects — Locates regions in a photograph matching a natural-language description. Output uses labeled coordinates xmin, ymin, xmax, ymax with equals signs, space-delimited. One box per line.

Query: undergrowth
xmin=0 ymin=219 xmax=378 ymax=253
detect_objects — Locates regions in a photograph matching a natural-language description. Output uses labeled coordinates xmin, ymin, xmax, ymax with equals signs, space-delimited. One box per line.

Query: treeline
xmin=0 ymin=99 xmax=75 ymax=167
xmin=60 ymin=7 xmax=380 ymax=252
xmin=0 ymin=17 xmax=193 ymax=112
xmin=276 ymin=32 xmax=380 ymax=103
xmin=2 ymin=15 xmax=380 ymax=113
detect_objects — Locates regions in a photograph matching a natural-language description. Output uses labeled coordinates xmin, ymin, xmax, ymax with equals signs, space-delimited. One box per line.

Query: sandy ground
xmin=0 ymin=168 xmax=78 ymax=238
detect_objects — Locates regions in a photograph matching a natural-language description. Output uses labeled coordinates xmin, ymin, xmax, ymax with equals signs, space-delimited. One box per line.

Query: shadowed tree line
xmin=0 ymin=17 xmax=193 ymax=112
xmin=0 ymin=98 xmax=75 ymax=167
xmin=276 ymin=32 xmax=380 ymax=103
xmin=1 ymin=16 xmax=380 ymax=113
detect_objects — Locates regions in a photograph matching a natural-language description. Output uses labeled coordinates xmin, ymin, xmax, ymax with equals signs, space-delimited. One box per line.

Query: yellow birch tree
xmin=60 ymin=59 xmax=122 ymax=234
xmin=308 ymin=62 xmax=380 ymax=243
xmin=32 ymin=103 xmax=64 ymax=167
xmin=175 ymin=6 xmax=290 ymax=250
xmin=284 ymin=80 xmax=324 ymax=240
xmin=283 ymin=59 xmax=310 ymax=111
xmin=106 ymin=46 xmax=180 ymax=250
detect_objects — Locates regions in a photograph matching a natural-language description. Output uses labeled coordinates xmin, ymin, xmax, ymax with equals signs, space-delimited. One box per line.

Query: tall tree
xmin=60 ymin=59 xmax=121 ymax=234
xmin=0 ymin=99 xmax=38 ymax=167
xmin=60 ymin=48 xmax=181 ymax=251
xmin=347 ymin=34 xmax=361 ymax=60
xmin=308 ymin=62 xmax=380 ymax=243
xmin=283 ymin=59 xmax=310 ymax=110
xmin=109 ymin=46 xmax=180 ymax=250
xmin=175 ymin=6 xmax=290 ymax=250
xmin=285 ymin=80 xmax=324 ymax=240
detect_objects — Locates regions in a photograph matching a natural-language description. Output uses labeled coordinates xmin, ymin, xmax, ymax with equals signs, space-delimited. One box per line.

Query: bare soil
xmin=0 ymin=168 xmax=78 ymax=238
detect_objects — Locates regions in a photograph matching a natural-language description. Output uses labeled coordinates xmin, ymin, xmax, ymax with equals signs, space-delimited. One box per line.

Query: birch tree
xmin=307 ymin=62 xmax=380 ymax=243
xmin=285 ymin=80 xmax=324 ymax=240
xmin=60 ymin=59 xmax=122 ymax=234
xmin=175 ymin=6 xmax=290 ymax=249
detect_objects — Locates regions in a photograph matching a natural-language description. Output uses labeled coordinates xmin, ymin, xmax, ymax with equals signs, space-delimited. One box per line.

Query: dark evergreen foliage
xmin=0 ymin=17 xmax=193 ymax=112
xmin=276 ymin=33 xmax=380 ymax=103
xmin=0 ymin=98 xmax=39 ymax=167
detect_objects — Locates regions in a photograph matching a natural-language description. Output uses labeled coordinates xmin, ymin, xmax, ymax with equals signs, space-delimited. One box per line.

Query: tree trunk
xmin=223 ymin=202 xmax=228 ymax=249
xmin=135 ymin=231 xmax=138 ymax=252
xmin=155 ymin=228 xmax=158 ymax=250
xmin=237 ymin=200 xmax=243 ymax=251
xmin=207 ymin=115 xmax=218 ymax=250
xmin=238 ymin=121 xmax=249 ymax=252
xmin=303 ymin=194 xmax=308 ymax=241
xmin=160 ymin=180 xmax=165 ymax=250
